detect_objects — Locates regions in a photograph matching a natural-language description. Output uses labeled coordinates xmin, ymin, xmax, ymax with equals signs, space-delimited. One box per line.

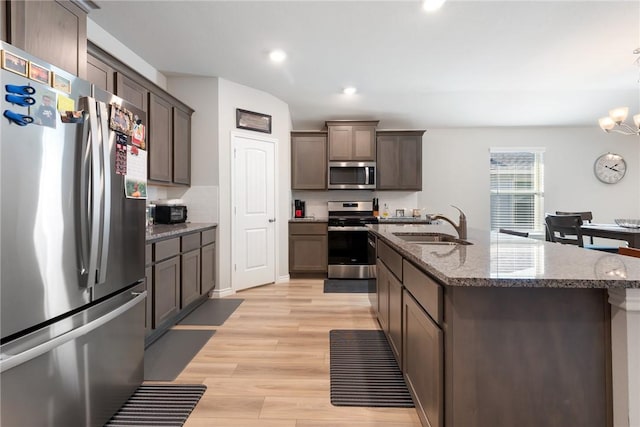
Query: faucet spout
xmin=429 ymin=205 xmax=467 ymax=239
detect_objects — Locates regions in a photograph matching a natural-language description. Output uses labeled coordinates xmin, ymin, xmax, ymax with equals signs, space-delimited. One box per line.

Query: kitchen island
xmin=368 ymin=223 xmax=640 ymax=427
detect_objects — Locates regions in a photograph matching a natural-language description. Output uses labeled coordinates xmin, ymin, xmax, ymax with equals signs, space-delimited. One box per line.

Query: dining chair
xmin=619 ymin=247 xmax=640 ymax=258
xmin=545 ymin=214 xmax=585 ymax=247
xmin=499 ymin=228 xmax=529 ymax=238
xmin=555 ymin=210 xmax=619 ymax=253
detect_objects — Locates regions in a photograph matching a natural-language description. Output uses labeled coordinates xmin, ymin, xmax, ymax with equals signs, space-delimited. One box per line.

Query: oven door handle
xmin=328 ymin=226 xmax=370 ymax=232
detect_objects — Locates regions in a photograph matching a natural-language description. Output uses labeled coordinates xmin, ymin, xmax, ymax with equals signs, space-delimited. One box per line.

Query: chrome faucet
xmin=429 ymin=205 xmax=467 ymax=240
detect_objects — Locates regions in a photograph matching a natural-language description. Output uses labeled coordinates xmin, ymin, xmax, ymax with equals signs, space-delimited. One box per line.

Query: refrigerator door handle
xmin=77 ymin=102 xmax=92 ymax=277
xmin=0 ymin=291 xmax=147 ymax=374
xmin=86 ymin=97 xmax=102 ymax=288
xmin=97 ymin=101 xmax=111 ymax=285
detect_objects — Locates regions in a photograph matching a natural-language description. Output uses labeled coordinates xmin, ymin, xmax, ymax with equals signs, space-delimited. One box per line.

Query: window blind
xmin=490 ymin=149 xmax=544 ymax=234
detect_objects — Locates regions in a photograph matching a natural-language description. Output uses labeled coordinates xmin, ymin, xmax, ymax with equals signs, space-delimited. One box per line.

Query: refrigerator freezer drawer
xmin=0 ymin=285 xmax=146 ymax=427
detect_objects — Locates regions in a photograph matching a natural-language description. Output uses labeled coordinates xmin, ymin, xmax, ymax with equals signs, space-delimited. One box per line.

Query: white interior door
xmin=232 ymin=133 xmax=276 ymax=291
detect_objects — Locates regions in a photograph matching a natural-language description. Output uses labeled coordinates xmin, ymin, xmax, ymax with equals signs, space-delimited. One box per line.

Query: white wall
xmin=292 ymin=190 xmax=420 ymax=219
xmin=217 ymin=79 xmax=292 ymax=293
xmin=418 ymin=127 xmax=640 ymax=230
xmin=87 ymin=18 xmax=167 ymax=89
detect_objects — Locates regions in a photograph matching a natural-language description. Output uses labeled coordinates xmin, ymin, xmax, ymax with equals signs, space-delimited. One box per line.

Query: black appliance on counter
xmin=294 ymin=199 xmax=306 ymax=218
xmin=327 ymin=201 xmax=378 ymax=279
xmin=154 ymin=204 xmax=188 ymax=224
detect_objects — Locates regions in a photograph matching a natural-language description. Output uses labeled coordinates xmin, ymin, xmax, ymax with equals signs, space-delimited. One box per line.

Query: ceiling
xmin=89 ymin=1 xmax=640 ymax=130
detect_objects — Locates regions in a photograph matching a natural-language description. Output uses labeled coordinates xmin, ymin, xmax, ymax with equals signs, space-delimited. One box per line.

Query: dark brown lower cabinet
xmin=144 ymin=266 xmax=153 ymax=332
xmin=153 ymin=256 xmax=180 ymax=328
xmin=376 ymin=259 xmax=389 ymax=332
xmin=201 ymin=242 xmax=215 ymax=294
xmin=403 ymin=289 xmax=443 ymax=427
xmin=388 ymin=270 xmax=403 ymax=366
xmin=288 ymin=222 xmax=328 ymax=274
xmin=181 ymin=249 xmax=201 ymax=308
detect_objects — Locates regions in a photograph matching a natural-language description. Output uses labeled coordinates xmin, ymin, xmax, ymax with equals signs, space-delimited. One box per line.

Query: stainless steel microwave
xmin=328 ymin=162 xmax=376 ymax=189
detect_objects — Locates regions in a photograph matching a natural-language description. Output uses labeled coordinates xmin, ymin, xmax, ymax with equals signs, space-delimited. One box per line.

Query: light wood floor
xmin=159 ymin=278 xmax=421 ymax=427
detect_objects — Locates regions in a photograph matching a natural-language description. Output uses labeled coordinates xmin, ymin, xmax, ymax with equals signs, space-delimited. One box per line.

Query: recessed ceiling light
xmin=343 ymin=87 xmax=357 ymax=95
xmin=423 ymin=0 xmax=446 ymax=12
xmin=269 ymin=50 xmax=287 ymax=63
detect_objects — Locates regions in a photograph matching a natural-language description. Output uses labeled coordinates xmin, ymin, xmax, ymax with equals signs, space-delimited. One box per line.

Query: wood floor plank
xmin=154 ymin=278 xmax=421 ymax=426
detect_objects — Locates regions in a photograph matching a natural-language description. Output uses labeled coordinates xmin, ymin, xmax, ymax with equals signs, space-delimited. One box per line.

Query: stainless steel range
xmin=327 ymin=201 xmax=378 ymax=279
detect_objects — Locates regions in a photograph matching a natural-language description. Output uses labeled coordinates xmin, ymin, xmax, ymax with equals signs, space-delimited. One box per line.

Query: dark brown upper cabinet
xmin=326 ymin=120 xmax=378 ymax=161
xmin=4 ymin=0 xmax=87 ymax=77
xmin=173 ymin=106 xmax=191 ymax=186
xmin=115 ymin=72 xmax=149 ymax=113
xmin=376 ymin=130 xmax=425 ymax=191
xmin=291 ymin=131 xmax=328 ymax=190
xmin=148 ymin=92 xmax=173 ymax=183
xmin=87 ymin=53 xmax=114 ymax=93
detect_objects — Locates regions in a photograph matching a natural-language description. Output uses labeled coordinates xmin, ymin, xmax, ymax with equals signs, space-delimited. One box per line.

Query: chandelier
xmin=598 ymin=48 xmax=640 ymax=136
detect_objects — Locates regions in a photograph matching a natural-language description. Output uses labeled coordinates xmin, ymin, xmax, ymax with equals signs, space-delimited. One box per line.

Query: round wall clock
xmin=594 ymin=152 xmax=626 ymax=184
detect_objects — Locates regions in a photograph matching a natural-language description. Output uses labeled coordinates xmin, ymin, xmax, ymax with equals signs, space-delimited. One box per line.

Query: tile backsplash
xmin=291 ymin=191 xmax=423 ymax=218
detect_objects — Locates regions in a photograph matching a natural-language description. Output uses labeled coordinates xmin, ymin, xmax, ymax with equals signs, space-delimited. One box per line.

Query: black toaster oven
xmin=154 ymin=205 xmax=187 ymax=224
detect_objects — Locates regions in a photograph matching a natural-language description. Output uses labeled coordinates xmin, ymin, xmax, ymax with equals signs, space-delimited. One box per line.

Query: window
xmin=490 ymin=148 xmax=544 ymax=235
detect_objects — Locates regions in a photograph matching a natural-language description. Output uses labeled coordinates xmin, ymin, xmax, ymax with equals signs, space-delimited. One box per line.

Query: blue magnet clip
xmin=5 ymin=84 xmax=36 ymax=95
xmin=3 ymin=110 xmax=34 ymax=126
xmin=5 ymin=94 xmax=36 ymax=107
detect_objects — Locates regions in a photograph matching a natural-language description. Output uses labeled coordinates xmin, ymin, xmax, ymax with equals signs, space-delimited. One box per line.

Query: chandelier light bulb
xmin=608 ymin=107 xmax=629 ymax=124
xmin=598 ymin=117 xmax=616 ymax=131
xmin=343 ymin=87 xmax=357 ymax=95
xmin=633 ymin=113 xmax=640 ymax=128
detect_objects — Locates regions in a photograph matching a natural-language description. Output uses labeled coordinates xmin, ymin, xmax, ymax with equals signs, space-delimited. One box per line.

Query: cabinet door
xmin=352 ymin=125 xmax=376 ymax=161
xmin=291 ymin=134 xmax=327 ymax=189
xmin=7 ymin=0 xmax=87 ymax=77
xmin=173 ymin=107 xmax=191 ymax=185
xmin=388 ymin=271 xmax=403 ymax=366
xmin=87 ymin=54 xmax=114 ymax=93
xmin=144 ymin=266 xmax=153 ymax=332
xmin=403 ymin=290 xmax=443 ymax=427
xmin=181 ymin=249 xmax=201 ymax=308
xmin=201 ymin=242 xmax=216 ymax=294
xmin=328 ymin=126 xmax=353 ymax=160
xmin=289 ymin=234 xmax=328 ymax=273
xmin=148 ymin=92 xmax=173 ymax=182
xmin=115 ymin=73 xmax=148 ymax=112
xmin=153 ymin=256 xmax=180 ymax=328
xmin=376 ymin=260 xmax=390 ymax=332
xmin=377 ymin=134 xmax=422 ymax=191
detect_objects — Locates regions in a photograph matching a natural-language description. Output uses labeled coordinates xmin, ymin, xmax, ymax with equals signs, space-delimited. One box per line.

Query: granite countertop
xmin=369 ymin=224 xmax=640 ymax=289
xmin=289 ymin=217 xmax=328 ymax=222
xmin=378 ymin=217 xmax=434 ymax=224
xmin=146 ymin=222 xmax=217 ymax=242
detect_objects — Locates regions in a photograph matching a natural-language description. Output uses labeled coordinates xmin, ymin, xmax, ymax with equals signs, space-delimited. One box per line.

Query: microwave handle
xmin=365 ymin=167 xmax=370 ymax=185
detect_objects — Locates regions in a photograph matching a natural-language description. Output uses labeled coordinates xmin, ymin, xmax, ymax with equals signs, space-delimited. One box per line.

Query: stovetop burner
xmin=327 ymin=201 xmax=378 ymax=226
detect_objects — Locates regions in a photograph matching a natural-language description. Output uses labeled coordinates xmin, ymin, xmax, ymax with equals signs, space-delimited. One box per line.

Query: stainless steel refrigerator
xmin=0 ymin=41 xmax=147 ymax=427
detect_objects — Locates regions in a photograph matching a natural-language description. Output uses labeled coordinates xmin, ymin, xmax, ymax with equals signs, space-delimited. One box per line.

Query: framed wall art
xmin=1 ymin=50 xmax=28 ymax=77
xmin=236 ymin=108 xmax=272 ymax=134
xmin=28 ymin=62 xmax=51 ymax=85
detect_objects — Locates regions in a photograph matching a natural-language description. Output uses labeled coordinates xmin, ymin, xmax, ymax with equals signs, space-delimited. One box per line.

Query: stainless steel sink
xmin=392 ymin=232 xmax=472 ymax=246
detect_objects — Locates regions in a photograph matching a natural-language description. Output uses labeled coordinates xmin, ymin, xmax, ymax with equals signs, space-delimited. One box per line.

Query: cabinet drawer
xmin=182 ymin=232 xmax=201 ymax=252
xmin=154 ymin=237 xmax=180 ymax=262
xmin=145 ymin=244 xmax=152 ymax=266
xmin=378 ymin=239 xmax=402 ymax=280
xmin=289 ymin=222 xmax=327 ymax=235
xmin=403 ymin=260 xmax=442 ymax=325
xmin=201 ymin=228 xmax=216 ymax=245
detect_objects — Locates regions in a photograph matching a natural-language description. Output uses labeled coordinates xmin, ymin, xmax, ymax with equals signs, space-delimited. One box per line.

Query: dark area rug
xmin=104 ymin=384 xmax=206 ymax=427
xmin=324 ymin=279 xmax=376 ymax=293
xmin=144 ymin=330 xmax=214 ymax=381
xmin=178 ymin=298 xmax=243 ymax=326
xmin=329 ymin=329 xmax=414 ymax=407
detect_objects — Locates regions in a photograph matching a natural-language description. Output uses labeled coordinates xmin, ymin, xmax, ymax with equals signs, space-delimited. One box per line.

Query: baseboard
xmin=277 ymin=274 xmax=290 ymax=283
xmin=211 ymin=287 xmax=235 ymax=298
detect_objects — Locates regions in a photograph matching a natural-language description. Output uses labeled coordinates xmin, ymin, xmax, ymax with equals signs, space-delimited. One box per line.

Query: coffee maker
xmin=294 ymin=200 xmax=306 ymax=218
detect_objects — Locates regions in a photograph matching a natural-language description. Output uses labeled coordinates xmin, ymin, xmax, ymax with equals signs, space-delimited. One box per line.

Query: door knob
xmin=268 ymin=218 xmax=276 ymax=223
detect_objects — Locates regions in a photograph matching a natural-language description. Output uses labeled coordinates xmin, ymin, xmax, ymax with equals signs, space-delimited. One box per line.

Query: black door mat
xmin=178 ymin=298 xmax=243 ymax=326
xmin=104 ymin=384 xmax=206 ymax=426
xmin=324 ymin=279 xmax=376 ymax=293
xmin=144 ymin=330 xmax=214 ymax=381
xmin=330 ymin=329 xmax=414 ymax=407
